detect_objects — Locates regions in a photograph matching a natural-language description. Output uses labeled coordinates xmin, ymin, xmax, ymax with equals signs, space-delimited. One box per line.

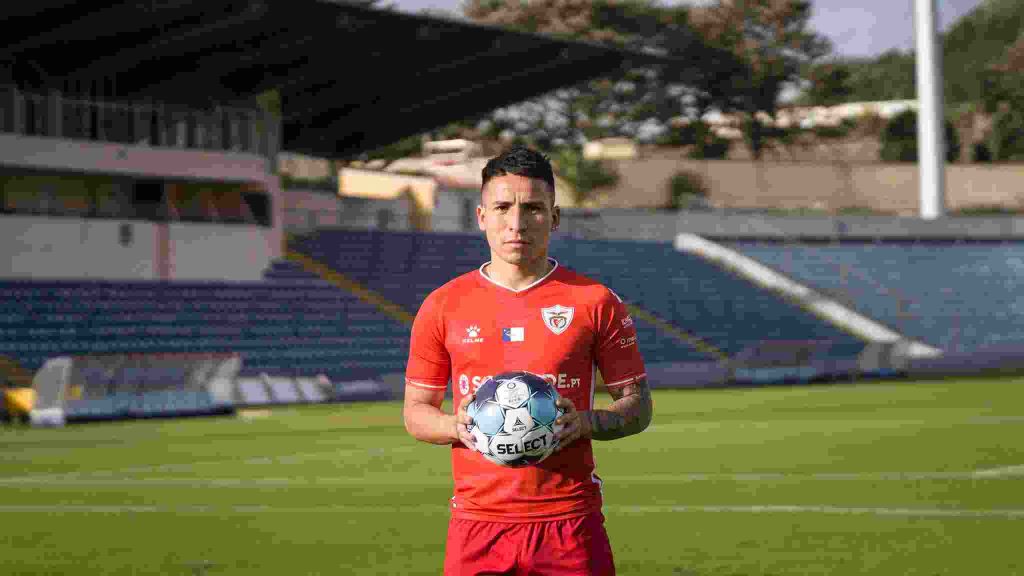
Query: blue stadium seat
xmin=0 ymin=272 xmax=411 ymax=392
xmin=291 ymin=229 xmax=870 ymax=362
xmin=733 ymin=241 xmax=1024 ymax=352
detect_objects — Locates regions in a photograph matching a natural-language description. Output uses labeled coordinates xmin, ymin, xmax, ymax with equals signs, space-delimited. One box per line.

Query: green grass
xmin=2 ymin=376 xmax=1023 ymax=575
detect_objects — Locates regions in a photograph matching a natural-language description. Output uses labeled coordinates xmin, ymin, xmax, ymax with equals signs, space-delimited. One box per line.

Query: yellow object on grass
xmin=4 ymin=387 xmax=36 ymax=416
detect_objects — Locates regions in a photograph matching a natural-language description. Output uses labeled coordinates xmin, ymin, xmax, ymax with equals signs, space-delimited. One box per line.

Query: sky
xmin=389 ymin=0 xmax=986 ymax=58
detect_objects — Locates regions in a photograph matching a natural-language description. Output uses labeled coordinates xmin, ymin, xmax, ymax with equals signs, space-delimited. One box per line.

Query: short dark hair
xmin=481 ymin=145 xmax=556 ymax=201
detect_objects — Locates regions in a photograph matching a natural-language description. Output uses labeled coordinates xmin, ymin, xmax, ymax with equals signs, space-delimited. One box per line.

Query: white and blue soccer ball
xmin=466 ymin=371 xmax=565 ymax=467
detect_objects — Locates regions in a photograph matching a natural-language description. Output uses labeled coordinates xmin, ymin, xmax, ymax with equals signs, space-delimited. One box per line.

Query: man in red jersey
xmin=403 ymin=146 xmax=653 ymax=576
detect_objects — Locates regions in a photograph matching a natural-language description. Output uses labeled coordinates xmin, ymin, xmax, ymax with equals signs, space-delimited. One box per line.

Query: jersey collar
xmin=478 ymin=258 xmax=559 ymax=294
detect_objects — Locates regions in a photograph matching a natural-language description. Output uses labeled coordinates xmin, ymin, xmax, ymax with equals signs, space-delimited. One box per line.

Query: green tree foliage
xmin=942 ymin=0 xmax=1024 ymax=105
xmin=666 ymin=170 xmax=710 ymax=210
xmin=688 ymin=0 xmax=832 ymax=158
xmin=360 ymin=134 xmax=423 ymax=162
xmin=549 ymin=148 xmax=619 ymax=205
xmin=462 ymin=0 xmax=747 ymax=148
xmin=878 ymin=110 xmax=960 ymax=163
xmin=802 ymin=62 xmax=855 ymax=106
xmin=981 ymin=36 xmax=1024 ymax=113
xmin=828 ymin=0 xmax=1024 ymax=106
xmin=657 ymin=121 xmax=731 ymax=159
xmin=988 ymin=107 xmax=1024 ymax=161
xmin=827 ymin=51 xmax=915 ymax=102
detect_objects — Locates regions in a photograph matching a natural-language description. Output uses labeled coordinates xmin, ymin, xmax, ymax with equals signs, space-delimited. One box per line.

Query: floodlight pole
xmin=914 ymin=0 xmax=945 ymax=220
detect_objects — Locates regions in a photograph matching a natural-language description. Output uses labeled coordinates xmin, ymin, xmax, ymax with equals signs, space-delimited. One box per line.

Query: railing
xmin=0 ymin=85 xmax=278 ymax=158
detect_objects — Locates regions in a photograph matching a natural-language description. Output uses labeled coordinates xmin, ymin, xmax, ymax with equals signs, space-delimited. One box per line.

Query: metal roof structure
xmin=0 ymin=0 xmax=721 ymax=158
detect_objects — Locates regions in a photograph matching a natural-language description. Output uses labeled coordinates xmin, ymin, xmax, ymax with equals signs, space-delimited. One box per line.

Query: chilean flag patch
xmin=502 ymin=327 xmax=525 ymax=342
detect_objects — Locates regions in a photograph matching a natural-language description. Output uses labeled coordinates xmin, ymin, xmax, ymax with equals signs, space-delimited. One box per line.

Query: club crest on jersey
xmin=541 ymin=305 xmax=574 ymax=335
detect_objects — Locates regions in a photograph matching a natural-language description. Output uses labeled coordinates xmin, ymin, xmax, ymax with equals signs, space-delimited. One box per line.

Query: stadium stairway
xmin=287 ymin=229 xmax=871 ymax=371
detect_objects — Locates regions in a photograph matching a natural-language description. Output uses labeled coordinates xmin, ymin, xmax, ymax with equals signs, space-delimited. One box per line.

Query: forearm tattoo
xmin=588 ymin=378 xmax=653 ymax=441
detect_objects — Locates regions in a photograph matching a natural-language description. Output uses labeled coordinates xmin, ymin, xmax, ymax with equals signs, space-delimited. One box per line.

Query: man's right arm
xmin=403 ymin=386 xmax=476 ymax=449
xmin=403 ymin=386 xmax=456 ymax=445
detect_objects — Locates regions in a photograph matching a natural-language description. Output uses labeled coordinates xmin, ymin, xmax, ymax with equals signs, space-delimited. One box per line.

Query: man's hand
xmin=589 ymin=378 xmax=653 ymax=441
xmin=551 ymin=378 xmax=653 ymax=450
xmin=454 ymin=393 xmax=477 ymax=451
xmin=553 ymin=396 xmax=590 ymax=452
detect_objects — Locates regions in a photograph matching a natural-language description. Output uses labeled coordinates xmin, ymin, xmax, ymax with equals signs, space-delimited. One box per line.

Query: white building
xmin=1 ymin=86 xmax=282 ymax=281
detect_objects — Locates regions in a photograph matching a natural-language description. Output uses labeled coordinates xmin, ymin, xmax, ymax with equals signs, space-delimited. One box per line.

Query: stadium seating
xmin=732 ymin=241 xmax=1024 ymax=352
xmin=291 ymin=229 xmax=865 ymax=361
xmin=0 ymin=275 xmax=410 ymax=384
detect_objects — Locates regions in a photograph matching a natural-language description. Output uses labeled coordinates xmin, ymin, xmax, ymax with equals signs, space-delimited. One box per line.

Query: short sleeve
xmin=405 ymin=290 xmax=451 ymax=392
xmin=594 ymin=288 xmax=646 ymax=389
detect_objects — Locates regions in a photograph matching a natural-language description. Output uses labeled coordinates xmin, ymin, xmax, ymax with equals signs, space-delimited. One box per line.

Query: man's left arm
xmin=585 ymin=377 xmax=653 ymax=440
xmin=555 ymin=378 xmax=653 ymax=447
xmin=554 ymin=288 xmax=653 ymax=447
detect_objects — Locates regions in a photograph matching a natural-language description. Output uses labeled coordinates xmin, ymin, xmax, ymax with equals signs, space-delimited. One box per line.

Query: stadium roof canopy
xmin=0 ymin=0 xmax=723 ymax=158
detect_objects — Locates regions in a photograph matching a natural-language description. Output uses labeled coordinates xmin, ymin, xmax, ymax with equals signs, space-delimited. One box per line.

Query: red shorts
xmin=444 ymin=511 xmax=615 ymax=576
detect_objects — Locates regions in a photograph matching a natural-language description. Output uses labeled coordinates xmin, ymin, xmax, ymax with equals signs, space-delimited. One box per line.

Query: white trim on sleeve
xmin=604 ymin=372 xmax=647 ymax=389
xmin=405 ymin=378 xmax=448 ymax=391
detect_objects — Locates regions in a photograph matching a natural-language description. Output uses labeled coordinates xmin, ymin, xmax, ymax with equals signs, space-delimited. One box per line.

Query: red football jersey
xmin=405 ymin=259 xmax=646 ymax=522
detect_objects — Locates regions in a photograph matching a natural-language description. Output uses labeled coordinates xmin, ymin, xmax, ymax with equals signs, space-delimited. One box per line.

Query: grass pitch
xmin=1 ymin=375 xmax=1023 ymax=575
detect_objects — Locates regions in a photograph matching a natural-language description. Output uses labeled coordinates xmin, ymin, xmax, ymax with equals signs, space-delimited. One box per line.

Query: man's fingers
xmin=457 ymin=394 xmax=476 ymax=427
xmin=457 ymin=421 xmax=476 ymax=451
xmin=554 ymin=412 xmax=580 ymax=448
xmin=554 ymin=425 xmax=577 ymax=451
xmin=457 ymin=394 xmax=477 ymax=451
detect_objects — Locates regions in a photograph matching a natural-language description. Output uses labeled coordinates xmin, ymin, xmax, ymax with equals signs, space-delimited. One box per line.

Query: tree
xmin=942 ymin=0 xmax=1024 ymax=105
xmin=834 ymin=50 xmax=915 ymax=102
xmin=550 ymin=148 xmax=619 ymax=205
xmin=987 ymin=36 xmax=1024 ymax=162
xmin=981 ymin=36 xmax=1024 ymax=113
xmin=361 ymin=133 xmax=423 ymax=162
xmin=989 ymin=107 xmax=1024 ymax=161
xmin=1000 ymin=36 xmax=1024 ymax=73
xmin=687 ymin=0 xmax=832 ymax=158
xmin=802 ymin=62 xmax=854 ymax=106
xmin=666 ymin=169 xmax=710 ymax=210
xmin=462 ymin=0 xmax=747 ymax=148
xmin=879 ymin=109 xmax=960 ymax=163
xmin=833 ymin=0 xmax=1024 ymax=106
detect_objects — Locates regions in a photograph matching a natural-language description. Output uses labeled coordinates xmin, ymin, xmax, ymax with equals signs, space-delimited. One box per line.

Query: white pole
xmin=914 ymin=0 xmax=945 ymax=219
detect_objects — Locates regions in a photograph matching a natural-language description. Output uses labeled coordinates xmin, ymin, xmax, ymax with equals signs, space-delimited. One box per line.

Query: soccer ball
xmin=466 ymin=371 xmax=565 ymax=467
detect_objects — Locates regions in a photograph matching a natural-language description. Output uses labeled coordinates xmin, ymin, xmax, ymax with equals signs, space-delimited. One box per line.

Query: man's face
xmin=477 ymin=174 xmax=559 ymax=269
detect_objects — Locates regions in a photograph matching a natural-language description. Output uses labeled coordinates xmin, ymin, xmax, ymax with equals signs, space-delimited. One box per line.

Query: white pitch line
xmin=614 ymin=505 xmax=1024 ymax=519
xmin=971 ymin=464 xmax=1024 ymax=478
xmin=605 ymin=469 xmax=1024 ymax=482
xmin=969 ymin=415 xmax=1024 ymax=424
xmin=0 ymin=446 xmax=418 ymax=484
xmin=4 ymin=467 xmax=1023 ymax=488
xmin=0 ymin=504 xmax=449 ymax=515
xmin=0 ymin=503 xmax=1020 ymax=519
xmin=0 ymin=476 xmax=454 ymax=487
